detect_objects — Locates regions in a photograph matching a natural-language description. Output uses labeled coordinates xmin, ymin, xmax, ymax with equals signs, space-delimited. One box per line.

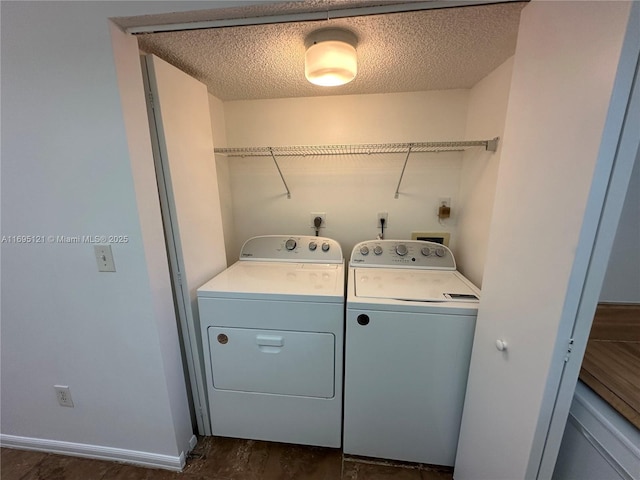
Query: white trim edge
xmin=573 ymin=385 xmax=640 ymax=460
xmin=189 ymin=434 xmax=198 ymax=451
xmin=0 ymin=434 xmax=186 ymax=471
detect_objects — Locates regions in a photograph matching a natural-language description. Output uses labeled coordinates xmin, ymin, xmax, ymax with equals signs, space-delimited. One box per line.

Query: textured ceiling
xmin=128 ymin=1 xmax=526 ymax=101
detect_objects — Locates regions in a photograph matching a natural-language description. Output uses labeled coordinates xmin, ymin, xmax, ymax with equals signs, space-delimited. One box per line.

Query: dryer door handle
xmin=256 ymin=335 xmax=284 ymax=347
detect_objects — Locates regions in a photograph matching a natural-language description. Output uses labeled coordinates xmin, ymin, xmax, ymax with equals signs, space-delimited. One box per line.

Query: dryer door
xmin=208 ymin=327 xmax=335 ymax=398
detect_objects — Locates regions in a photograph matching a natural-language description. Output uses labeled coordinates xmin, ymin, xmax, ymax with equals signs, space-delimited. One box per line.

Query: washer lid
xmin=354 ymin=268 xmax=479 ymax=302
xmin=198 ymin=261 xmax=345 ymax=302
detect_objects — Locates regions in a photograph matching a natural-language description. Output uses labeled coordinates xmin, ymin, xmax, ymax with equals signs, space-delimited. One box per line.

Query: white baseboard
xmin=0 ymin=434 xmax=192 ymax=471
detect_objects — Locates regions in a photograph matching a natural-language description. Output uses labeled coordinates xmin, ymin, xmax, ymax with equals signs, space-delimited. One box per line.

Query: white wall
xmin=0 ymin=0 xmax=250 ymax=465
xmin=222 ymin=91 xmax=469 ymax=261
xmin=456 ymin=57 xmax=514 ymax=288
xmin=454 ymin=2 xmax=631 ymax=479
xmin=599 ymin=152 xmax=640 ymax=303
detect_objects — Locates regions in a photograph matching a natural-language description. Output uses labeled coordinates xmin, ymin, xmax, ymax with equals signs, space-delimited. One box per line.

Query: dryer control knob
xmin=322 ymin=242 xmax=330 ymax=252
xmin=435 ymin=247 xmax=445 ymax=257
xmin=421 ymin=247 xmax=431 ymax=256
xmin=374 ymin=246 xmax=383 ymax=255
xmin=360 ymin=246 xmax=370 ymax=256
xmin=285 ymin=239 xmax=297 ymax=251
xmin=396 ymin=244 xmax=408 ymax=256
xmin=357 ymin=314 xmax=370 ymax=326
xmin=309 ymin=242 xmax=317 ymax=251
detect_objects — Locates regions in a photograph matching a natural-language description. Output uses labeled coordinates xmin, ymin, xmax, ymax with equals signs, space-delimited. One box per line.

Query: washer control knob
xmin=435 ymin=247 xmax=445 ymax=257
xmin=374 ymin=246 xmax=383 ymax=255
xmin=309 ymin=242 xmax=317 ymax=251
xmin=285 ymin=239 xmax=297 ymax=251
xmin=360 ymin=246 xmax=370 ymax=256
xmin=496 ymin=339 xmax=508 ymax=351
xmin=322 ymin=242 xmax=330 ymax=252
xmin=396 ymin=244 xmax=408 ymax=256
xmin=421 ymin=247 xmax=431 ymax=256
xmin=357 ymin=314 xmax=370 ymax=326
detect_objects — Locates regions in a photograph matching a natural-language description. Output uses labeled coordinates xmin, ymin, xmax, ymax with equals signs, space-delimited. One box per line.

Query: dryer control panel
xmin=350 ymin=240 xmax=456 ymax=270
xmin=240 ymin=235 xmax=343 ymax=264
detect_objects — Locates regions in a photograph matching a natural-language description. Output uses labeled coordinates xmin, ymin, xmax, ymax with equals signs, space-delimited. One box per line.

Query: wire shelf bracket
xmin=269 ymin=147 xmax=291 ymax=199
xmin=394 ymin=145 xmax=414 ymax=199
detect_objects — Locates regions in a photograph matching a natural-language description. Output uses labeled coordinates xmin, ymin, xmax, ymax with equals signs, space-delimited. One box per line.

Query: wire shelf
xmin=214 ymin=139 xmax=498 ymax=157
xmin=213 ymin=138 xmax=499 ymax=199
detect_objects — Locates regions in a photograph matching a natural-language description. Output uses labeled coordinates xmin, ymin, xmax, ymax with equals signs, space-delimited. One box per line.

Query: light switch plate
xmin=94 ymin=245 xmax=116 ymax=272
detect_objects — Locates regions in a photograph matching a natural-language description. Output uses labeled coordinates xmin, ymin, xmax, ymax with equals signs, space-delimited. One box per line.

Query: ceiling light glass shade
xmin=305 ymin=29 xmax=358 ymax=87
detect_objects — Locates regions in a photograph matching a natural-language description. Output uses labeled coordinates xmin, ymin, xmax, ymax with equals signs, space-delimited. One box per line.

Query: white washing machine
xmin=197 ymin=235 xmax=344 ymax=448
xmin=343 ymin=240 xmax=480 ymax=466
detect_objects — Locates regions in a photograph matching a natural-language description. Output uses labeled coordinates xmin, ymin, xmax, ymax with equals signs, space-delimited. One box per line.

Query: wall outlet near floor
xmin=54 ymin=385 xmax=74 ymax=407
xmin=310 ymin=213 xmax=326 ymax=229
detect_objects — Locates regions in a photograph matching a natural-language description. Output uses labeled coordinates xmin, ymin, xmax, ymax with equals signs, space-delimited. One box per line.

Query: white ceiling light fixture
xmin=304 ymin=28 xmax=358 ymax=87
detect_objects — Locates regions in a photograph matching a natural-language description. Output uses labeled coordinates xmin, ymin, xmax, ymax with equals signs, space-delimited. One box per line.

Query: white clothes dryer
xmin=197 ymin=235 xmax=344 ymax=448
xmin=343 ymin=240 xmax=480 ymax=466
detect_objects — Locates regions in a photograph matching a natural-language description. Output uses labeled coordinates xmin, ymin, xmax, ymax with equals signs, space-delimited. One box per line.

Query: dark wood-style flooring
xmin=0 ymin=436 xmax=454 ymax=480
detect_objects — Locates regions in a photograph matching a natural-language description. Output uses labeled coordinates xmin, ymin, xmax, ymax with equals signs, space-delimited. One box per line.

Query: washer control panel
xmin=351 ymin=240 xmax=456 ymax=269
xmin=240 ymin=235 xmax=343 ymax=264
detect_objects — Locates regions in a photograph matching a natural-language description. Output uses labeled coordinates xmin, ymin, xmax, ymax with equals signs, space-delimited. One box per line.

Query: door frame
xmin=115 ymin=0 xmax=639 ymax=462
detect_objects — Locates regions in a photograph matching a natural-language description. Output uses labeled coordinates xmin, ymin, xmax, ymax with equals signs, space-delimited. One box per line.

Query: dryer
xmin=197 ymin=235 xmax=344 ymax=447
xmin=343 ymin=240 xmax=479 ymax=466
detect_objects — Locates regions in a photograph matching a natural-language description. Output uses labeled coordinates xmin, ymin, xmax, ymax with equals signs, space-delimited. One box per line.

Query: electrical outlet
xmin=54 ymin=385 xmax=74 ymax=407
xmin=438 ymin=197 xmax=452 ymax=220
xmin=310 ymin=213 xmax=326 ymax=229
xmin=94 ymin=245 xmax=115 ymax=272
xmin=377 ymin=211 xmax=388 ymax=227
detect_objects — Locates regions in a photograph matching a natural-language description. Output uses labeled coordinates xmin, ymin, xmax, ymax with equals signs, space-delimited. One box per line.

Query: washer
xmin=343 ymin=240 xmax=480 ymax=466
xmin=197 ymin=235 xmax=344 ymax=447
